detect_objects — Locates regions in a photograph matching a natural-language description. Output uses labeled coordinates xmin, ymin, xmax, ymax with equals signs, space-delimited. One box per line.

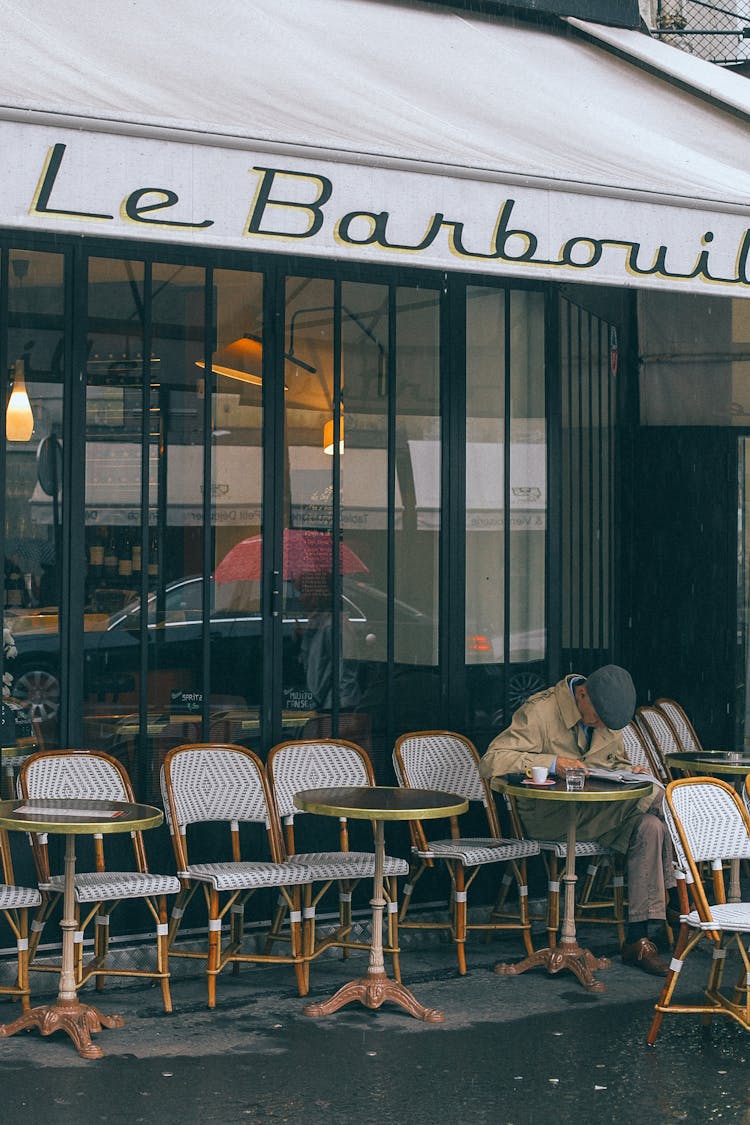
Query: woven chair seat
xmin=535 ymin=839 xmax=610 ymax=859
xmin=0 ymin=883 xmax=42 ymax=909
xmin=286 ymin=851 xmax=409 ymax=877
xmin=680 ymin=903 xmax=750 ymax=933
xmin=417 ymin=836 xmax=540 ymax=865
xmin=46 ymin=871 xmax=180 ymax=903
xmin=184 ymin=860 xmax=319 ymax=891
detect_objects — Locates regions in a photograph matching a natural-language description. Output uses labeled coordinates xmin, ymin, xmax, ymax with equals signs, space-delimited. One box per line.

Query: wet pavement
xmin=1 ymin=925 xmax=749 ymax=1125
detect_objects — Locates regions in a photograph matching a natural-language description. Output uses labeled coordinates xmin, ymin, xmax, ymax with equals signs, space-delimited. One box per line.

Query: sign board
xmin=2 ymin=126 xmax=749 ymax=299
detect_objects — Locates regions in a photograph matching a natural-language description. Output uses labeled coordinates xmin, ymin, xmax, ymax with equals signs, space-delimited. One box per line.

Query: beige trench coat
xmin=479 ymin=674 xmax=651 ymax=853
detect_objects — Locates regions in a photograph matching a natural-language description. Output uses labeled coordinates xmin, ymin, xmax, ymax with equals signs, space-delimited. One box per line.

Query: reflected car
xmin=9 ymin=575 xmax=436 ymax=722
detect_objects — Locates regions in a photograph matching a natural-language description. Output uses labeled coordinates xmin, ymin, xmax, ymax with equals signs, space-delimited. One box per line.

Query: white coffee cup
xmin=527 ymin=765 xmax=549 ymax=785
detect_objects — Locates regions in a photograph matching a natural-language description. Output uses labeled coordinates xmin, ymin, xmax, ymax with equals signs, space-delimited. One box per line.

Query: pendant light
xmin=6 ymin=359 xmax=34 ymax=442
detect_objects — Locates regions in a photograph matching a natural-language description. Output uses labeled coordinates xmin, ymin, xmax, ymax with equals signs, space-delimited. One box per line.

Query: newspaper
xmin=585 ymin=767 xmax=664 ymax=790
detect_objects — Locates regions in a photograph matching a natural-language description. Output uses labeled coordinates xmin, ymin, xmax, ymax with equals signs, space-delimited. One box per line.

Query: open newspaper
xmin=585 ymin=766 xmax=664 ymax=789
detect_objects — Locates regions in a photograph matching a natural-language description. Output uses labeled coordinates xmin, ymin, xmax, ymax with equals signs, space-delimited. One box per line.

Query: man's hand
xmin=555 ymin=757 xmax=587 ymax=775
xmin=630 ymin=764 xmax=649 ymax=774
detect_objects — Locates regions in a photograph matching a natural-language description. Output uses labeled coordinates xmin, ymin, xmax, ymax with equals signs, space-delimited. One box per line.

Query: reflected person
xmin=298 ymin=571 xmax=361 ymax=712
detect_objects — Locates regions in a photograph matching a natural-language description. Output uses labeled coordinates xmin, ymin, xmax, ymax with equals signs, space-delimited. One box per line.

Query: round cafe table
xmin=0 ymin=797 xmax=162 ymax=1059
xmin=294 ymin=785 xmax=468 ymax=1023
xmin=667 ymin=750 xmax=750 ymax=902
xmin=491 ymin=775 xmax=652 ymax=992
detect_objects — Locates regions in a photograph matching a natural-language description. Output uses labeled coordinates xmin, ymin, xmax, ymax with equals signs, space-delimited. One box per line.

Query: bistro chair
xmin=160 ymin=742 xmax=342 ymax=1008
xmin=18 ymin=748 xmax=180 ymax=1012
xmin=393 ymin=731 xmax=539 ymax=974
xmin=655 ymin=698 xmax=704 ymax=754
xmin=636 ymin=706 xmax=677 ymax=781
xmin=622 ymin=720 xmax=664 ymax=779
xmin=0 ymin=828 xmax=42 ymax=1012
xmin=265 ymin=738 xmax=408 ymax=982
xmin=647 ymin=776 xmax=750 ymax=1044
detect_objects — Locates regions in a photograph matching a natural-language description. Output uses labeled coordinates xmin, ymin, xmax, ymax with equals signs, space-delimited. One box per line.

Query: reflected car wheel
xmin=13 ymin=668 xmax=61 ymax=722
xmin=508 ymin=671 xmax=545 ymax=711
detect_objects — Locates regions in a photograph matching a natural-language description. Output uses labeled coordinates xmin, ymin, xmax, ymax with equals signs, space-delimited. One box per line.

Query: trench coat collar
xmin=556 ymin=674 xmax=586 ymax=732
xmin=555 ymin=673 xmax=619 ymax=750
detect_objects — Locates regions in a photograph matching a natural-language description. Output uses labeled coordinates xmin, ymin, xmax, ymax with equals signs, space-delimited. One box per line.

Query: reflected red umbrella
xmin=215 ymin=529 xmax=368 ymax=583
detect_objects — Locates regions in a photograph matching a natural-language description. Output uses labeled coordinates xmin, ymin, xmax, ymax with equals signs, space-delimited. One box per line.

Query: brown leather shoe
xmin=622 ymin=937 xmax=669 ymax=976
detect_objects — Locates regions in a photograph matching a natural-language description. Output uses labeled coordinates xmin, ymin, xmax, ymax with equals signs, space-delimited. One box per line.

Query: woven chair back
xmin=668 ymin=778 xmax=750 ymax=865
xmin=636 ymin=706 xmax=678 ymax=778
xmin=655 ymin=698 xmax=702 ymax=753
xmin=621 ymin=722 xmax=656 ymax=774
xmin=160 ymin=743 xmax=272 ymax=834
xmin=268 ymin=739 xmax=373 ymax=821
xmin=20 ymin=749 xmax=131 ymax=802
xmin=394 ymin=731 xmax=488 ymax=805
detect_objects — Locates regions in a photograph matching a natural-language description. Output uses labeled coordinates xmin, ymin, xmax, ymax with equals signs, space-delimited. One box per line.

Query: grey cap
xmin=585 ymin=665 xmax=636 ymax=730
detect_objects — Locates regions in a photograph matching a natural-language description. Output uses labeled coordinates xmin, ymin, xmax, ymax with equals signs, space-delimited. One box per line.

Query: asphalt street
xmin=0 ymin=922 xmax=748 ymax=1125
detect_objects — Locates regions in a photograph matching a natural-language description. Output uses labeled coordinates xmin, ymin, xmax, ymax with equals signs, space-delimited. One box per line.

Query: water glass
xmin=565 ymin=768 xmax=586 ymax=792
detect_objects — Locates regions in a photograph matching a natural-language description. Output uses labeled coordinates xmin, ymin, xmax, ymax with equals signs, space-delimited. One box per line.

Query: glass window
xmin=465 ymin=286 xmax=547 ymax=745
xmin=4 ymin=249 xmax=65 ymax=751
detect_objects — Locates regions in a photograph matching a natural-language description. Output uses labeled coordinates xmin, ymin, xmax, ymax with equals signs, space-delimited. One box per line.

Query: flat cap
xmin=586 ymin=665 xmax=636 ymax=730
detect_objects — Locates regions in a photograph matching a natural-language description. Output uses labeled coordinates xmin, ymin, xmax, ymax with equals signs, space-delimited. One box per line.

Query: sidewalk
xmin=0 ymin=922 xmax=745 ymax=1125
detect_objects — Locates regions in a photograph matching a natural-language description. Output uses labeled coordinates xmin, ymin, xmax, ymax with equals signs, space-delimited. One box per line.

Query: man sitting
xmin=479 ymin=665 xmax=680 ymax=975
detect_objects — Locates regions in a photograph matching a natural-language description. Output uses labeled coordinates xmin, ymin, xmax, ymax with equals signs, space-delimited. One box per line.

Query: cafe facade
xmin=1 ymin=0 xmax=750 ymax=812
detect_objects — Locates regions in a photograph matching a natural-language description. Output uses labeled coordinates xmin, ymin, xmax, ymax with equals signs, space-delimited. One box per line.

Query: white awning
xmin=0 ymin=1 xmax=749 ymax=295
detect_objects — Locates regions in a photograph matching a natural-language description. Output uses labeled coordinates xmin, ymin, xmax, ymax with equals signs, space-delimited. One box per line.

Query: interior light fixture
xmin=6 ymin=358 xmax=34 ymax=441
xmin=196 ymin=333 xmax=316 ymax=387
xmin=323 ymin=415 xmax=344 ymax=456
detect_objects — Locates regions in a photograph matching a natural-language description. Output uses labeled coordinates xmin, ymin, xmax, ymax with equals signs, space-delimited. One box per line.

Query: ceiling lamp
xmin=196 ymin=333 xmax=316 ymax=387
xmin=323 ymin=415 xmax=344 ymax=456
xmin=6 ymin=359 xmax=34 ymax=442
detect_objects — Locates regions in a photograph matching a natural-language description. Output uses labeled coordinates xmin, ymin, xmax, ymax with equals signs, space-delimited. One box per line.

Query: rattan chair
xmin=636 ymin=706 xmax=676 ymax=781
xmin=0 ymin=829 xmax=42 ymax=1012
xmin=647 ymin=776 xmax=750 ymax=1044
xmin=393 ymin=731 xmax=540 ymax=974
xmin=18 ymin=748 xmax=180 ymax=1012
xmin=266 ymin=738 xmax=408 ymax=980
xmin=622 ymin=720 xmax=666 ymax=780
xmin=655 ymin=698 xmax=703 ymax=754
xmin=160 ymin=742 xmax=346 ymax=1007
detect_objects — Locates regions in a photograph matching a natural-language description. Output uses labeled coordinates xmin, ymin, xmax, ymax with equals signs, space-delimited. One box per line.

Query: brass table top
xmin=0 ymin=798 xmax=162 ymax=835
xmin=294 ymin=785 xmax=468 ymax=821
xmin=667 ymin=751 xmax=750 ymax=776
xmin=494 ymin=775 xmax=653 ymax=803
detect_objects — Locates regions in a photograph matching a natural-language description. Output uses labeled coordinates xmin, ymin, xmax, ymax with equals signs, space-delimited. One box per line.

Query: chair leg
xmin=398 ymin=862 xmax=426 ymax=923
xmin=386 ymin=876 xmax=401 ymax=983
xmin=646 ymin=924 xmax=696 ymax=1046
xmin=230 ymin=902 xmax=244 ymax=975
xmin=157 ymin=896 xmax=173 ymax=1014
xmin=546 ymin=856 xmax=561 ymax=948
xmin=17 ymin=909 xmax=31 ymax=1012
xmin=94 ymin=907 xmax=110 ymax=992
xmin=263 ymin=893 xmax=290 ymax=956
xmin=453 ymin=864 xmax=468 ymax=975
xmin=339 ymin=880 xmax=352 ymax=961
xmin=517 ymin=861 xmax=535 ymax=957
xmin=291 ymin=886 xmax=308 ymax=997
xmin=206 ymin=888 xmax=221 ymax=1009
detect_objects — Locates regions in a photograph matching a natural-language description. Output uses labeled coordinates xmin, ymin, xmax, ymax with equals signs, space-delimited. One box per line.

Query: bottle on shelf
xmin=118 ymin=529 xmax=133 ymax=579
xmin=131 ymin=536 xmax=142 ymax=578
xmin=104 ymin=531 xmax=118 ymax=579
xmin=88 ymin=527 xmax=105 ymax=580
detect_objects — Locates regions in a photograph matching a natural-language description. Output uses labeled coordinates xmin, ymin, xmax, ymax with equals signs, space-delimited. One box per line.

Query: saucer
xmin=521 ymin=778 xmax=556 ymax=788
